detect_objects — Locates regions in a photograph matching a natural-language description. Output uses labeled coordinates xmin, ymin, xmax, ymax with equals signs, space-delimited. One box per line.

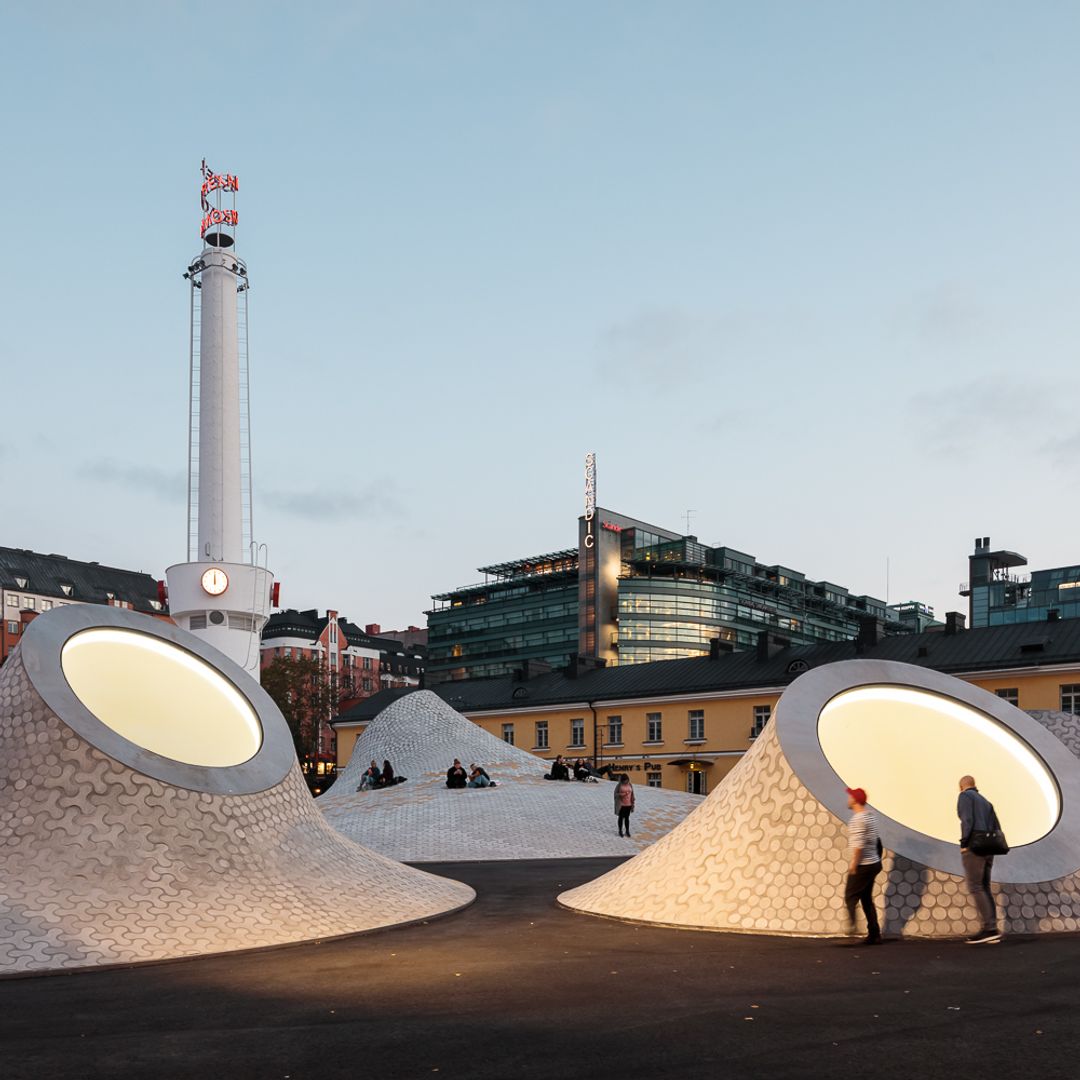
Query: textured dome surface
xmin=560 ymin=664 xmax=1080 ymax=939
xmin=320 ymin=691 xmax=701 ymax=861
xmin=0 ymin=610 xmax=473 ymax=975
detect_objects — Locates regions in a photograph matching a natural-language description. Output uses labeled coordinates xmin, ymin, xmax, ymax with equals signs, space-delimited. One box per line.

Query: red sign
xmin=602 ymin=521 xmax=622 ymax=533
xmin=201 ymin=173 xmax=239 ymax=197
xmin=199 ymin=159 xmax=240 ymax=236
xmin=201 ymin=207 xmax=239 ymax=237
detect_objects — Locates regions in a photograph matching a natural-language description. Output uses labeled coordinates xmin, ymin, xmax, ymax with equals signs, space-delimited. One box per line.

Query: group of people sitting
xmin=544 ymin=756 xmax=597 ymax=782
xmin=446 ymin=759 xmax=498 ymax=789
xmin=357 ymin=759 xmax=407 ymax=791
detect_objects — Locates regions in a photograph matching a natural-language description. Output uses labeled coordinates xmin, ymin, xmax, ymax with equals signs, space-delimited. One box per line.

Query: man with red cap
xmin=843 ymin=786 xmax=882 ymax=945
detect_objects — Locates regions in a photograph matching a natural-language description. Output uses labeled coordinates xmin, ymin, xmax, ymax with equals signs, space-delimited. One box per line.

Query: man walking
xmin=957 ymin=775 xmax=1002 ymax=944
xmin=843 ymin=786 xmax=882 ymax=945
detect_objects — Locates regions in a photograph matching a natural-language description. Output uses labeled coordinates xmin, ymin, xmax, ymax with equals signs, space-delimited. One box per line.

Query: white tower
xmin=166 ymin=163 xmax=274 ymax=680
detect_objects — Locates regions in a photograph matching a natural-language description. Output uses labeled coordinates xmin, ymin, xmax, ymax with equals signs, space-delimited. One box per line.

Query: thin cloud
xmin=1040 ymin=429 xmax=1080 ymax=469
xmin=79 ymin=459 xmax=186 ymax=502
xmin=891 ymin=283 xmax=989 ymax=344
xmin=264 ymin=486 xmax=406 ymax=523
xmin=595 ymin=306 xmax=740 ymax=388
xmin=908 ymin=377 xmax=1071 ymax=460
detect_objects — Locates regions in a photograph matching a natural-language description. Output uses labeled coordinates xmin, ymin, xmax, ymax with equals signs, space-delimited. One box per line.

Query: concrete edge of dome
xmin=775 ymin=659 xmax=1080 ymax=884
xmin=20 ymin=604 xmax=295 ymax=795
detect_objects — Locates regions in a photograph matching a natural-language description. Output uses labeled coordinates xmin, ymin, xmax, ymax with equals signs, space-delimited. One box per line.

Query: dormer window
xmin=14 ymin=577 xmax=27 ymax=589
xmin=60 ymin=584 xmax=73 ymax=596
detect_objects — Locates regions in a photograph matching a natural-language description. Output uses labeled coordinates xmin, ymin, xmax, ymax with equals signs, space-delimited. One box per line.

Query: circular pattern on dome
xmin=776 ymin=660 xmax=1080 ymax=884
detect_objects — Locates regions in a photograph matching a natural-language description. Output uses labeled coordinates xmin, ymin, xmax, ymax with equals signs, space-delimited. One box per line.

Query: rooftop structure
xmin=962 ymin=535 xmax=1080 ymax=628
xmin=426 ymin=503 xmax=933 ymax=682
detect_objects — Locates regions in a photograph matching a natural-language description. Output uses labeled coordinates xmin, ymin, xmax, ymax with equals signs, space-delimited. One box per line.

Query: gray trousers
xmin=962 ymin=850 xmax=997 ymax=931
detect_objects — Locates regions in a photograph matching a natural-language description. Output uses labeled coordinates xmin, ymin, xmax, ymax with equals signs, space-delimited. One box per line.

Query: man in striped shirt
xmin=843 ymin=786 xmax=882 ymax=945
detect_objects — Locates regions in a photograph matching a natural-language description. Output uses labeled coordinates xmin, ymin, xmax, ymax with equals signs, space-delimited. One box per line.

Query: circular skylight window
xmin=818 ymin=685 xmax=1060 ymax=847
xmin=61 ymin=628 xmax=262 ymax=768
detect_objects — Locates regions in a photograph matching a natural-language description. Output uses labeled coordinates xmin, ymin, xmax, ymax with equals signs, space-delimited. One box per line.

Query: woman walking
xmin=614 ymin=774 xmax=635 ymax=837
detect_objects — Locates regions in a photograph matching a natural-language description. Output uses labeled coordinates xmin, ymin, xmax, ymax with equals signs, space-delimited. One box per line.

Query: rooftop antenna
xmin=684 ymin=509 xmax=696 ymax=536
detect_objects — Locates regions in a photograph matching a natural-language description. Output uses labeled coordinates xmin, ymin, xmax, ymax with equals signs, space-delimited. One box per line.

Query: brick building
xmin=260 ymin=609 xmax=426 ymax=759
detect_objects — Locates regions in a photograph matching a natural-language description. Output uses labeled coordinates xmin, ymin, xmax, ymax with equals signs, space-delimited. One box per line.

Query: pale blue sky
xmin=2 ymin=2 xmax=1078 ymax=627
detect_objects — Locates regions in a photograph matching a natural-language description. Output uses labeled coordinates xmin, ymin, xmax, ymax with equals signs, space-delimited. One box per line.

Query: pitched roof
xmin=0 ymin=547 xmax=161 ymax=613
xmin=332 ymin=617 xmax=1080 ymax=723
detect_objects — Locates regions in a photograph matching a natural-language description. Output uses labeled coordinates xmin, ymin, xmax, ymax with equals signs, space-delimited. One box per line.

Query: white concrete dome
xmin=559 ymin=660 xmax=1080 ymax=938
xmin=0 ymin=605 xmax=473 ymax=974
xmin=319 ymin=690 xmax=701 ymax=862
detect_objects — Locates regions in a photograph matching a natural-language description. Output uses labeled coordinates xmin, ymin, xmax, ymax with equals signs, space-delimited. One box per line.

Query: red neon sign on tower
xmin=199 ymin=159 xmax=240 ymax=238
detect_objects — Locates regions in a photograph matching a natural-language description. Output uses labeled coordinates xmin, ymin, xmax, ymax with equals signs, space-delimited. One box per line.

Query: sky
xmin=2 ymin=2 xmax=1078 ymax=629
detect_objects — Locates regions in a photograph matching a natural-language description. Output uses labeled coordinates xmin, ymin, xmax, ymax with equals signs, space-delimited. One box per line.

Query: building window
xmin=752 ymin=705 xmax=772 ymax=738
xmin=284 ymin=647 xmax=292 ymax=659
xmin=61 ymin=584 xmax=73 ymax=596
xmin=534 ymin=720 xmax=549 ymax=750
xmin=363 ymin=656 xmax=372 ymax=670
xmin=330 ymin=623 xmax=337 ymax=644
xmin=1061 ymin=685 xmax=1080 ymax=715
xmin=23 ymin=597 xmax=35 ymax=610
xmin=995 ymin=688 xmax=1019 ymax=707
xmin=362 ymin=678 xmax=372 ymax=692
xmin=688 ymin=709 xmax=705 ymax=741
xmin=40 ymin=600 xmax=52 ymax=611
xmin=502 ymin=723 xmax=515 ymax=746
xmin=646 ymin=713 xmax=662 ymax=742
xmin=647 ymin=771 xmax=663 ymax=788
xmin=5 ymin=595 xmax=17 ymax=607
xmin=6 ymin=621 xmax=18 ymax=635
xmin=607 ymin=715 xmax=623 ymax=745
xmin=570 ymin=718 xmax=585 ymax=747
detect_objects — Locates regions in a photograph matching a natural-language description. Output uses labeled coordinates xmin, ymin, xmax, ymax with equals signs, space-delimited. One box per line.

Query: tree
xmin=261 ymin=654 xmax=340 ymax=764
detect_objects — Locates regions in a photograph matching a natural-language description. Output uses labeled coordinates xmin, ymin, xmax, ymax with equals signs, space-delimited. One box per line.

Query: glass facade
xmin=976 ymin=566 xmax=1080 ymax=628
xmin=427 ymin=549 xmax=579 ymax=681
xmin=616 ymin=530 xmax=903 ymax=664
xmin=428 ymin=514 xmax=920 ymax=679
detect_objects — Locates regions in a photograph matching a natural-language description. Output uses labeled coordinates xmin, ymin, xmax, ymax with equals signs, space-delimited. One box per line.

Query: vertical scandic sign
xmin=584 ymin=451 xmax=596 ymax=549
xmin=200 ymin=159 xmax=240 ymax=237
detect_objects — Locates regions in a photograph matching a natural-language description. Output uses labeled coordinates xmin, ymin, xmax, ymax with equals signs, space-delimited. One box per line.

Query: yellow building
xmin=334 ymin=620 xmax=1080 ymax=794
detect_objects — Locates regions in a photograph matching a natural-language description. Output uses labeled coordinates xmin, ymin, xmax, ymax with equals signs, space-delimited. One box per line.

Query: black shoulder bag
xmin=969 ymin=806 xmax=1009 ymax=856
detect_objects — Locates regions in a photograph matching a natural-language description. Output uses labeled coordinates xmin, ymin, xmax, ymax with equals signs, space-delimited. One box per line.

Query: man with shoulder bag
xmin=957 ymin=774 xmax=1008 ymax=944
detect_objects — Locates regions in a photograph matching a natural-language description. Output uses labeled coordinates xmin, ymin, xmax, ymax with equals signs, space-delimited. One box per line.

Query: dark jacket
xmin=957 ymin=787 xmax=998 ymax=848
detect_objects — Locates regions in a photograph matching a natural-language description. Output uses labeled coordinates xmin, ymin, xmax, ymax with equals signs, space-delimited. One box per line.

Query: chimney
xmin=365 ymin=623 xmax=381 ymax=635
xmin=566 ymin=654 xmax=607 ymax=678
xmin=756 ymin=630 xmax=790 ymax=662
xmin=515 ymin=659 xmax=553 ymax=681
xmin=944 ymin=611 xmax=966 ymax=635
xmin=857 ymin=617 xmax=885 ymax=649
xmin=709 ymin=637 xmax=734 ymax=660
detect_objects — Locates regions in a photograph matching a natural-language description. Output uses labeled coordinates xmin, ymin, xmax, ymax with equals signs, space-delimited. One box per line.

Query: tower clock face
xmin=200 ymin=567 xmax=229 ymax=596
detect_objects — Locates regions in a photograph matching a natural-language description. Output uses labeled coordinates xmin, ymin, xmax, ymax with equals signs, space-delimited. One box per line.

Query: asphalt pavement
xmin=1 ymin=857 xmax=1077 ymax=1080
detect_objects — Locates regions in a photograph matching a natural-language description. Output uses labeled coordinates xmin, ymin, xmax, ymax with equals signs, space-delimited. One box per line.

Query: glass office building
xmin=427 ymin=550 xmax=579 ymax=682
xmin=427 ymin=509 xmax=927 ymax=682
xmin=962 ymin=536 xmax=1080 ymax=627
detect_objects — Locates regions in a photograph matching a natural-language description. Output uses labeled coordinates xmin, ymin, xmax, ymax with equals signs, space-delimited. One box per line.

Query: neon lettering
xmin=200 ymin=208 xmax=239 ymax=237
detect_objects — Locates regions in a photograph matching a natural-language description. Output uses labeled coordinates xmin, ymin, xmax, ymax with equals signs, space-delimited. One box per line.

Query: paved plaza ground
xmin=2 ymin=857 xmax=1078 ymax=1080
